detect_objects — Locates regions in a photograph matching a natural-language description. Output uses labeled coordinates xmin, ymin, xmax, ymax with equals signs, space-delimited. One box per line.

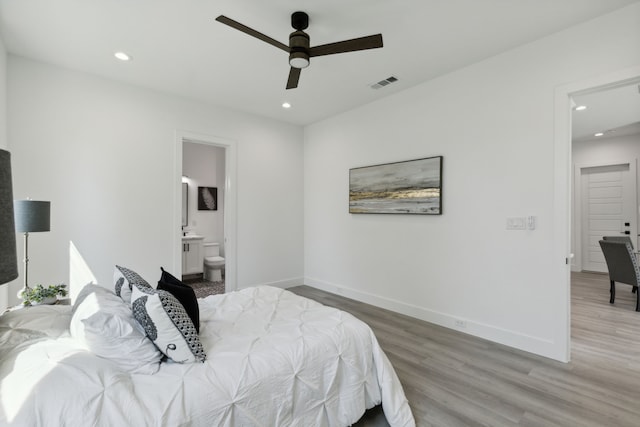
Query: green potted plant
xmin=19 ymin=284 xmax=67 ymax=306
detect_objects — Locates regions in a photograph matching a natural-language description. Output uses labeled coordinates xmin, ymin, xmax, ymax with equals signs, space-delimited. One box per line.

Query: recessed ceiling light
xmin=594 ymin=132 xmax=604 ymax=137
xmin=114 ymin=52 xmax=131 ymax=61
xmin=574 ymin=105 xmax=587 ymax=111
xmin=282 ymin=102 xmax=291 ymax=109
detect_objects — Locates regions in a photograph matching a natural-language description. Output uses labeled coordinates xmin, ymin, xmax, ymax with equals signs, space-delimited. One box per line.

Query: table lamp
xmin=0 ymin=149 xmax=18 ymax=285
xmin=14 ymin=199 xmax=50 ymax=290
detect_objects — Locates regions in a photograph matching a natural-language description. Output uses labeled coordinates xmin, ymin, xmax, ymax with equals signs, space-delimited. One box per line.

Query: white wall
xmin=304 ymin=4 xmax=640 ymax=361
xmin=0 ymin=37 xmax=8 ymax=309
xmin=0 ymin=38 xmax=6 ymax=149
xmin=571 ymin=132 xmax=640 ymax=269
xmin=6 ymin=56 xmax=304 ymax=305
xmin=183 ymin=141 xmax=225 ymax=252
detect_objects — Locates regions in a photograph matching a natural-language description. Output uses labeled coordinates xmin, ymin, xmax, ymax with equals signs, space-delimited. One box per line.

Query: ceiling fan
xmin=215 ymin=11 xmax=383 ymax=90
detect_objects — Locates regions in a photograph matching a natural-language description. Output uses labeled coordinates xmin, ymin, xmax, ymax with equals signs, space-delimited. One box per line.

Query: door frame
xmin=573 ymin=159 xmax=638 ymax=272
xmin=174 ymin=130 xmax=238 ymax=292
xmin=554 ymin=65 xmax=640 ymax=362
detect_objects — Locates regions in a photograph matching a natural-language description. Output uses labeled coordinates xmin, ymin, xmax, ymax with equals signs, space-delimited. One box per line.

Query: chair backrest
xmin=598 ymin=240 xmax=640 ymax=287
xmin=602 ymin=235 xmax=634 ymax=249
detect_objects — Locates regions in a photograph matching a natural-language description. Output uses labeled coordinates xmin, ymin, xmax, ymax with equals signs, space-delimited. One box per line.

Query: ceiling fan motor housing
xmin=289 ymin=30 xmax=310 ymax=68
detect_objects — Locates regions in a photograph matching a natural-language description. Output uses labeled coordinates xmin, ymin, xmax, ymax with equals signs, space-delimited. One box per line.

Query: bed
xmin=0 ymin=284 xmax=414 ymax=426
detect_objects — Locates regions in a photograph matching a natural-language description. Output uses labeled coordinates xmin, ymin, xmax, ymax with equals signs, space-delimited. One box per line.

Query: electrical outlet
xmin=454 ymin=319 xmax=467 ymax=328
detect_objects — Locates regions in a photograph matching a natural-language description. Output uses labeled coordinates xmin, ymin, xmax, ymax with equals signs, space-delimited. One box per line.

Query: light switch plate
xmin=527 ymin=215 xmax=536 ymax=230
xmin=506 ymin=217 xmax=526 ymax=230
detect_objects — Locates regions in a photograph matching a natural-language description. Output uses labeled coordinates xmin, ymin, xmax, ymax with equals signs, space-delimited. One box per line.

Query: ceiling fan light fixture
xmin=289 ymin=51 xmax=309 ymax=69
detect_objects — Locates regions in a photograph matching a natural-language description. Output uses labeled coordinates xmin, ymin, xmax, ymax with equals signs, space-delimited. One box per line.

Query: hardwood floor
xmin=289 ymin=272 xmax=640 ymax=427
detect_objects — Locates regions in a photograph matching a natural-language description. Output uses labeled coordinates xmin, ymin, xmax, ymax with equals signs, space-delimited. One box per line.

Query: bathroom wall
xmin=183 ymin=141 xmax=226 ymax=255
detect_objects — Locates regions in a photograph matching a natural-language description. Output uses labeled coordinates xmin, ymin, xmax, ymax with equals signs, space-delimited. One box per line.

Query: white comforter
xmin=0 ymin=286 xmax=414 ymax=426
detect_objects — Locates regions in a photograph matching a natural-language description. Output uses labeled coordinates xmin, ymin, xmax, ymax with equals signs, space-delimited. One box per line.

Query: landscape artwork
xmin=349 ymin=156 xmax=442 ymax=215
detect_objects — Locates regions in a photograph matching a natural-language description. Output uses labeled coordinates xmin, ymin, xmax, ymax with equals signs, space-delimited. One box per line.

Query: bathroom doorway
xmin=174 ymin=131 xmax=237 ymax=294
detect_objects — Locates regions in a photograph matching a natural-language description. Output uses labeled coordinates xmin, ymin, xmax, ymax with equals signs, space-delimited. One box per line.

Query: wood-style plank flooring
xmin=289 ymin=272 xmax=640 ymax=426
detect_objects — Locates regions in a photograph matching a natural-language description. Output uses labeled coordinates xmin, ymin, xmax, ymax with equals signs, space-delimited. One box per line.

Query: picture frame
xmin=197 ymin=186 xmax=218 ymax=211
xmin=349 ymin=156 xmax=442 ymax=215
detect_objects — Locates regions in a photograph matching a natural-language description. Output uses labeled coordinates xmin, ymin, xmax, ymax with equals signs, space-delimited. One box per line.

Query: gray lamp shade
xmin=14 ymin=200 xmax=51 ymax=233
xmin=0 ymin=149 xmax=18 ymax=284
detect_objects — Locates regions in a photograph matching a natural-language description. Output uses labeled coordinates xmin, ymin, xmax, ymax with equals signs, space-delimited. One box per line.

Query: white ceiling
xmin=0 ymin=0 xmax=638 ymax=126
xmin=572 ymin=83 xmax=640 ymax=143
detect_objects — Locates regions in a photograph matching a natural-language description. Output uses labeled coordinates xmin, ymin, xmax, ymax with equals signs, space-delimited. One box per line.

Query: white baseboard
xmin=304 ymin=276 xmax=565 ymax=362
xmin=241 ymin=276 xmax=304 ymax=290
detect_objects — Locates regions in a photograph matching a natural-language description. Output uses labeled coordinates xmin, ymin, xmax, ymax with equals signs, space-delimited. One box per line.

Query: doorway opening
xmin=174 ymin=131 xmax=237 ymax=294
xmin=558 ymin=69 xmax=640 ymax=362
xmin=571 ymin=82 xmax=640 ymax=274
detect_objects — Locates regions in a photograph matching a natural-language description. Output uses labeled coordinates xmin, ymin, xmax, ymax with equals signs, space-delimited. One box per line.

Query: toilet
xmin=203 ymin=242 xmax=225 ymax=282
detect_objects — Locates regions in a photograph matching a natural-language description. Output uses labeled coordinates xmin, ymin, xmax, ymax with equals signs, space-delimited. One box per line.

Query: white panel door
xmin=581 ymin=164 xmax=637 ymax=272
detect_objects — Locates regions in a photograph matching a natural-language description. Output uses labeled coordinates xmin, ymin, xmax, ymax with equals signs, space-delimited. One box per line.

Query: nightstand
xmin=4 ymin=298 xmax=71 ymax=314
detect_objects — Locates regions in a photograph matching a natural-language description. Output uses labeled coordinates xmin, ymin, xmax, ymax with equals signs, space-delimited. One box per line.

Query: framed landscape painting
xmin=349 ymin=156 xmax=442 ymax=215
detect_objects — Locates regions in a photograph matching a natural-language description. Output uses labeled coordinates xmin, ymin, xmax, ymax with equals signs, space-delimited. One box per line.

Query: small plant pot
xmin=18 ymin=284 xmax=67 ymax=306
xmin=31 ymin=296 xmax=57 ymax=305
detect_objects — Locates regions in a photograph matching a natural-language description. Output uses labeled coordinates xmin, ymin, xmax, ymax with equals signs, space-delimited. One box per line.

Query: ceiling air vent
xmin=370 ymin=76 xmax=398 ymax=90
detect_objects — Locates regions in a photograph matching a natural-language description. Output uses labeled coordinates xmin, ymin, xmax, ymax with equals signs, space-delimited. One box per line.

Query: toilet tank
xmin=203 ymin=242 xmax=220 ymax=257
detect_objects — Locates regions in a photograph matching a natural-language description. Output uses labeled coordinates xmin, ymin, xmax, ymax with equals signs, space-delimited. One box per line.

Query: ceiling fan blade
xmin=215 ymin=15 xmax=289 ymax=52
xmin=309 ymin=34 xmax=383 ymax=57
xmin=286 ymin=67 xmax=301 ymax=89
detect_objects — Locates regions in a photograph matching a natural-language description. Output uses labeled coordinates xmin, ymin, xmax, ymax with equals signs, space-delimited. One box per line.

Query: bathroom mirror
xmin=181 ymin=182 xmax=188 ymax=227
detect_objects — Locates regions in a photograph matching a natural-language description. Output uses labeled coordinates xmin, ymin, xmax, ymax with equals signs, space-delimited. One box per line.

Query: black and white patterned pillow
xmin=158 ymin=267 xmax=200 ymax=333
xmin=131 ymin=283 xmax=206 ymax=363
xmin=114 ymin=265 xmax=152 ymax=304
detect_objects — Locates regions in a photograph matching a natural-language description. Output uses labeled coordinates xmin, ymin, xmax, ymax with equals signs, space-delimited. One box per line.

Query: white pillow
xmin=72 ymin=282 xmax=113 ymax=315
xmin=131 ymin=284 xmax=206 ymax=363
xmin=113 ymin=265 xmax=151 ymax=304
xmin=70 ymin=284 xmax=162 ymax=374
